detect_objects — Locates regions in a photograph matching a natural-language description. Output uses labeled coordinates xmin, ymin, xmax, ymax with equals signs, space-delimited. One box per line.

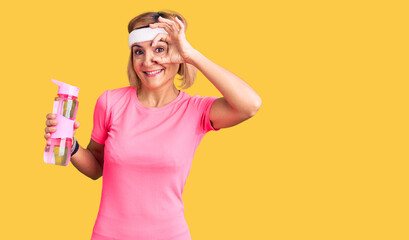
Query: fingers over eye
xmin=152 ymin=33 xmax=169 ymax=46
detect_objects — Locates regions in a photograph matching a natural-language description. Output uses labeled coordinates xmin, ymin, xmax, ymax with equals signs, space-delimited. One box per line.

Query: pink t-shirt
xmin=90 ymin=86 xmax=220 ymax=240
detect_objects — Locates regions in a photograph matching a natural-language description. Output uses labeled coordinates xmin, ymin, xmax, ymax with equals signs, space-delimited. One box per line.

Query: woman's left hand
xmin=149 ymin=16 xmax=196 ymax=65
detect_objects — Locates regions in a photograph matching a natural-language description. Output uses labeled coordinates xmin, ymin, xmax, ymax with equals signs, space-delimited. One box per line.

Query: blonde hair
xmin=126 ymin=10 xmax=197 ymax=90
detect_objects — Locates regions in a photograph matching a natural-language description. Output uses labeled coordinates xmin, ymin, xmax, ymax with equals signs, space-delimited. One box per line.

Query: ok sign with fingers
xmin=149 ymin=16 xmax=197 ymax=65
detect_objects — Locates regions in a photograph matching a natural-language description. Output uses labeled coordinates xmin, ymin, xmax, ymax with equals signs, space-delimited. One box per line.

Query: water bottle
xmin=44 ymin=79 xmax=80 ymax=166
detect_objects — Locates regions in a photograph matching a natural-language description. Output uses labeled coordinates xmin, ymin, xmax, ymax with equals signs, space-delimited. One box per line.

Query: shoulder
xmin=94 ymin=86 xmax=134 ymax=115
xmin=100 ymin=86 xmax=134 ymax=104
xmin=178 ymin=93 xmax=219 ymax=123
xmin=188 ymin=94 xmax=218 ymax=111
xmin=104 ymin=86 xmax=133 ymax=98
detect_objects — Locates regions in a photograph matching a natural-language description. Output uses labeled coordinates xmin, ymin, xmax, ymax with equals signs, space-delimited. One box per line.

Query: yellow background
xmin=1 ymin=0 xmax=408 ymax=239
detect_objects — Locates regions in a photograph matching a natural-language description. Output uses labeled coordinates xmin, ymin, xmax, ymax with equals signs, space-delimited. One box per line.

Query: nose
xmin=143 ymin=51 xmax=157 ymax=67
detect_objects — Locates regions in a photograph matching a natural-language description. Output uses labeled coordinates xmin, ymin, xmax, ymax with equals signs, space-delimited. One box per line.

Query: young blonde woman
xmin=44 ymin=10 xmax=261 ymax=240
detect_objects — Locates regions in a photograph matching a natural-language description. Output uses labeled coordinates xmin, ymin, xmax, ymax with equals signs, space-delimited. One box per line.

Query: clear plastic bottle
xmin=44 ymin=79 xmax=79 ymax=166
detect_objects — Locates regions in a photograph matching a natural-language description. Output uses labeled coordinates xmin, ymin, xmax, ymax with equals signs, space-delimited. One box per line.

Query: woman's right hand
xmin=44 ymin=113 xmax=80 ymax=140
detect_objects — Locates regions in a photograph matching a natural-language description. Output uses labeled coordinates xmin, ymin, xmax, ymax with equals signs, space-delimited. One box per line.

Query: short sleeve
xmin=191 ymin=95 xmax=221 ymax=134
xmin=91 ymin=90 xmax=110 ymax=144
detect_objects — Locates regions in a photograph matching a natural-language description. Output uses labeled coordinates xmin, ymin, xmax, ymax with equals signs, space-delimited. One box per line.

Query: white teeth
xmin=145 ymin=69 xmax=163 ymax=75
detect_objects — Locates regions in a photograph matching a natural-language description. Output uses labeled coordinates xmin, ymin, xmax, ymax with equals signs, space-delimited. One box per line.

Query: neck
xmin=136 ymin=85 xmax=180 ymax=108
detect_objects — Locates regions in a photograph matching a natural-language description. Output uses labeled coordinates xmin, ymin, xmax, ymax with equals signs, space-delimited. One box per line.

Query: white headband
xmin=128 ymin=27 xmax=168 ymax=49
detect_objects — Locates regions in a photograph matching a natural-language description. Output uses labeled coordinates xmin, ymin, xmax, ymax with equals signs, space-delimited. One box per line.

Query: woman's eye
xmin=134 ymin=50 xmax=143 ymax=55
xmin=156 ymin=47 xmax=165 ymax=53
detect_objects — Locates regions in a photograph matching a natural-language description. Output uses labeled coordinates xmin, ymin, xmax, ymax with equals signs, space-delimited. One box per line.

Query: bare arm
xmin=70 ymin=139 xmax=104 ymax=180
xmin=188 ymin=49 xmax=262 ymax=130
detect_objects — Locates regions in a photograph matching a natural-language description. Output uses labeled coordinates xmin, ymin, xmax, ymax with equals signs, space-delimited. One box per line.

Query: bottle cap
xmin=51 ymin=79 xmax=79 ymax=97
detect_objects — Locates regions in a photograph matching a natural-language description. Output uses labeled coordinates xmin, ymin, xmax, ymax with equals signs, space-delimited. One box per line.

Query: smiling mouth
xmin=144 ymin=69 xmax=164 ymax=76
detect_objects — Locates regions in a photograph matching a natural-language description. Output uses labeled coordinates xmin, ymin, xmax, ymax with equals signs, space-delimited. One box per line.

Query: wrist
xmin=184 ymin=48 xmax=200 ymax=65
xmin=71 ymin=137 xmax=79 ymax=157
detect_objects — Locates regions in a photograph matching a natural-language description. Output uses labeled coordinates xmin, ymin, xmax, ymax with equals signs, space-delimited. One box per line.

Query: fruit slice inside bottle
xmin=44 ymin=138 xmax=72 ymax=166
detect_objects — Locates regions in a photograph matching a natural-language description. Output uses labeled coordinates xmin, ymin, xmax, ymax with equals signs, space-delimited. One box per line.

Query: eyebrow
xmin=132 ymin=41 xmax=168 ymax=49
